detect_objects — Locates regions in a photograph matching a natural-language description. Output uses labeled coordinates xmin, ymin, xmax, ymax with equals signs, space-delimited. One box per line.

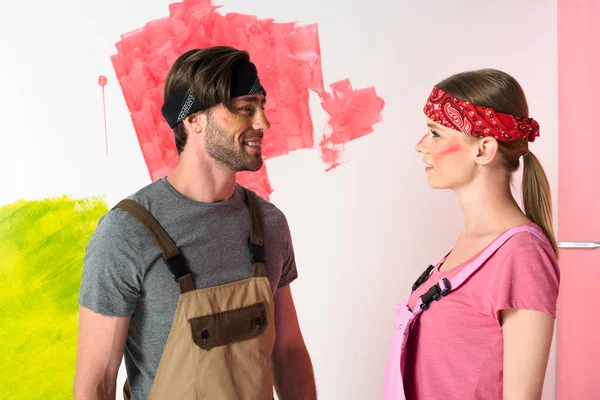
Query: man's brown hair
xmin=164 ymin=46 xmax=250 ymax=154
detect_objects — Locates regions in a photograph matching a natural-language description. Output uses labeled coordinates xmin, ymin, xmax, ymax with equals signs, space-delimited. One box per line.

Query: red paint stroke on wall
xmin=110 ymin=0 xmax=385 ymax=199
xmin=320 ymin=80 xmax=385 ymax=170
xmin=97 ymin=76 xmax=108 ymax=156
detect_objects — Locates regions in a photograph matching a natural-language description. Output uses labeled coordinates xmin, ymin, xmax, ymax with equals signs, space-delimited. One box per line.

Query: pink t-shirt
xmin=403 ymin=224 xmax=560 ymax=400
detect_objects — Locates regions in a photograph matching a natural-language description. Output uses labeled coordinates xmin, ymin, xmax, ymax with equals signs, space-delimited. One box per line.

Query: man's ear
xmin=182 ymin=112 xmax=206 ymax=135
xmin=474 ymin=136 xmax=499 ymax=166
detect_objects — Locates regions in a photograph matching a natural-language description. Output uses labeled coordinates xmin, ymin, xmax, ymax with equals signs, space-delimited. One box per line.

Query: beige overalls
xmin=114 ymin=187 xmax=276 ymax=399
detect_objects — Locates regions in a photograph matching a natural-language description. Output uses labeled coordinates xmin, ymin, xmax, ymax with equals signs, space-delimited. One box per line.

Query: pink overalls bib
xmin=382 ymin=225 xmax=545 ymax=400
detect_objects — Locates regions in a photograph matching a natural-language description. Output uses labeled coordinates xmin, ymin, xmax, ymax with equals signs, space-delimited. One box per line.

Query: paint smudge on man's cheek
xmin=219 ymin=113 xmax=246 ymax=133
xmin=218 ymin=115 xmax=233 ymax=128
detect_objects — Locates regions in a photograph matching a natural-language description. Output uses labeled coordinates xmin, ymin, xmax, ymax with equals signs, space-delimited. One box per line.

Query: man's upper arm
xmin=78 ymin=210 xmax=143 ymax=317
xmin=74 ymin=306 xmax=130 ymax=393
xmin=276 ymin=213 xmax=298 ymax=289
xmin=272 ymin=285 xmax=305 ymax=353
xmin=75 ymin=210 xmax=142 ymax=393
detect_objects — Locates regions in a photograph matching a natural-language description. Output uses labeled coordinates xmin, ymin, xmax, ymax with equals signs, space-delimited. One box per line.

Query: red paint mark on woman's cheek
xmin=440 ymin=144 xmax=461 ymax=156
xmin=433 ymin=144 xmax=461 ymax=162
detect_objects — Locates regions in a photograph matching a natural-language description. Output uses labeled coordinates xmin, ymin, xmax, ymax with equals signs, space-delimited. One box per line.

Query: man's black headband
xmin=161 ymin=60 xmax=267 ymax=129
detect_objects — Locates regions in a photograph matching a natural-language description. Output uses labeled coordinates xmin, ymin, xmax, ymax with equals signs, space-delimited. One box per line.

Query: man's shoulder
xmin=251 ymin=191 xmax=288 ymax=225
xmin=125 ymin=178 xmax=168 ymax=208
xmin=97 ymin=179 xmax=168 ymax=235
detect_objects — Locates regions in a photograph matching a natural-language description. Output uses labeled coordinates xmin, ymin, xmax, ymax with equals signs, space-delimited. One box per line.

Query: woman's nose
xmin=415 ymin=133 xmax=428 ymax=153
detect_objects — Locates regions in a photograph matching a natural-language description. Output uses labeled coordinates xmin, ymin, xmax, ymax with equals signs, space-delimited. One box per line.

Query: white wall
xmin=0 ymin=0 xmax=558 ymax=398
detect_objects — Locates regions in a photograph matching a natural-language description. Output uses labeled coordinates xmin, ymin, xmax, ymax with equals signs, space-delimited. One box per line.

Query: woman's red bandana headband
xmin=423 ymin=85 xmax=540 ymax=142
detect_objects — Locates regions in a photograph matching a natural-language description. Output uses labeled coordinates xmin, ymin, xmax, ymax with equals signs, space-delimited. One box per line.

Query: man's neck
xmin=166 ymin=151 xmax=237 ymax=203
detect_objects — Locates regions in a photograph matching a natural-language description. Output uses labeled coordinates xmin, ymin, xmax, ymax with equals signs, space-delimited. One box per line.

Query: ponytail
xmin=522 ymin=152 xmax=559 ymax=257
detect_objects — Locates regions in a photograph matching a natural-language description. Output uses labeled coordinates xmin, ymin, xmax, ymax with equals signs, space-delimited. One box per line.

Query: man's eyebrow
xmin=236 ymin=96 xmax=266 ymax=105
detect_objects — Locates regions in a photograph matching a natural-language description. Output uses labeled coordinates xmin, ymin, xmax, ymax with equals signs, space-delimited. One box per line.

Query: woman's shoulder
xmin=494 ymin=222 xmax=555 ymax=257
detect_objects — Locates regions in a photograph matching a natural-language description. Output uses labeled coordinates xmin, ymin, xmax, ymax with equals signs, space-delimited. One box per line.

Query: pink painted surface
xmin=110 ymin=0 xmax=384 ymax=199
xmin=557 ymin=1 xmax=600 ymax=399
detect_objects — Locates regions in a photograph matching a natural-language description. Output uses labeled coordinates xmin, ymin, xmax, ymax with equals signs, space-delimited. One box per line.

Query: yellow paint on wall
xmin=0 ymin=195 xmax=108 ymax=398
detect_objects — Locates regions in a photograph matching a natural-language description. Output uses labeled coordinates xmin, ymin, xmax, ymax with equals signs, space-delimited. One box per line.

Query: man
xmin=75 ymin=46 xmax=316 ymax=400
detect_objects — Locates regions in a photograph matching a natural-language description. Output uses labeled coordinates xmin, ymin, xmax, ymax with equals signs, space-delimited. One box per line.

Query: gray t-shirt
xmin=78 ymin=178 xmax=298 ymax=399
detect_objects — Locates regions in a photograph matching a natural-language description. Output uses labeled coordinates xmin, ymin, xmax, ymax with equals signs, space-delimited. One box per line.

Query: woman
xmin=383 ymin=69 xmax=560 ymax=400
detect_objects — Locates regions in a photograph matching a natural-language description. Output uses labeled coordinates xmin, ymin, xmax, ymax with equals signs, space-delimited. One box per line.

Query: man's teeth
xmin=245 ymin=141 xmax=261 ymax=146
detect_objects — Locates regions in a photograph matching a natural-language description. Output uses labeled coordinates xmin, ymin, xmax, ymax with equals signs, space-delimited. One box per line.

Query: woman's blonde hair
xmin=436 ymin=69 xmax=558 ymax=257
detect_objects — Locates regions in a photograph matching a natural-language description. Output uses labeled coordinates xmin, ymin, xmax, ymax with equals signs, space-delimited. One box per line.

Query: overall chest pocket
xmin=189 ymin=302 xmax=268 ymax=350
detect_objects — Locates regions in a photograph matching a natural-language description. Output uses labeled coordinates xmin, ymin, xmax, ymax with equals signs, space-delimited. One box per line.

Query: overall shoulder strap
xmin=113 ymin=199 xmax=195 ymax=294
xmin=450 ymin=225 xmax=545 ymax=290
xmin=416 ymin=225 xmax=545 ymax=311
xmin=242 ymin=188 xmax=267 ymax=278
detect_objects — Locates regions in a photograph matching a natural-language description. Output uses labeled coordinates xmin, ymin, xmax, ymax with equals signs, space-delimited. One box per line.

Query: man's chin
xmin=236 ymin=158 xmax=263 ymax=173
xmin=245 ymin=162 xmax=263 ymax=172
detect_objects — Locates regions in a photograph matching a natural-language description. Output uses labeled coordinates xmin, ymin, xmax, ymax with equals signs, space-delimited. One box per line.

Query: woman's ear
xmin=474 ymin=137 xmax=499 ymax=165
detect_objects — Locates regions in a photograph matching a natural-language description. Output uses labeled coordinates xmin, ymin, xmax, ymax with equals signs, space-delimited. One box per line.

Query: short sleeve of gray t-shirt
xmin=78 ymin=179 xmax=298 ymax=399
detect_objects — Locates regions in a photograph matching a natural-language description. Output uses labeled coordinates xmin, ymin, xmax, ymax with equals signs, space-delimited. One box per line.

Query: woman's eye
xmin=430 ymin=129 xmax=440 ymax=138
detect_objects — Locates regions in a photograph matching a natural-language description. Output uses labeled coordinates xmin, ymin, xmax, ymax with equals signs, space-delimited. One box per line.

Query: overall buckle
xmin=412 ymin=265 xmax=434 ymax=291
xmin=419 ymin=278 xmax=451 ymax=310
xmin=164 ymin=254 xmax=189 ymax=282
xmin=248 ymin=238 xmax=265 ymax=264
